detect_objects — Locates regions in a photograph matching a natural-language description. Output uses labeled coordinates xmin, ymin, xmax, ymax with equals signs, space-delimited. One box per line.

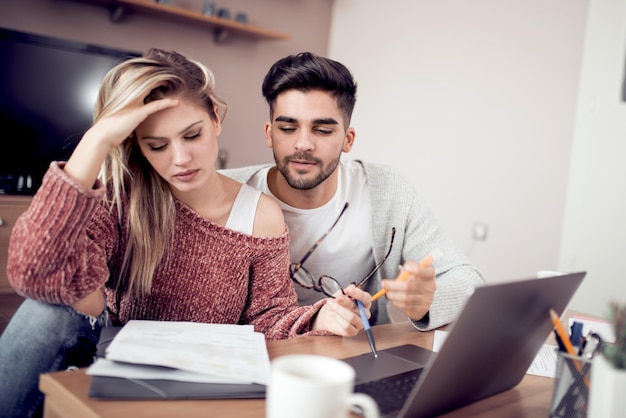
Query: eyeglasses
xmin=289 ymin=202 xmax=396 ymax=298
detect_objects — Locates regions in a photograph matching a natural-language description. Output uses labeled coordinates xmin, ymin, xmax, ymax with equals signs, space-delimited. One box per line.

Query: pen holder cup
xmin=550 ymin=352 xmax=592 ymax=418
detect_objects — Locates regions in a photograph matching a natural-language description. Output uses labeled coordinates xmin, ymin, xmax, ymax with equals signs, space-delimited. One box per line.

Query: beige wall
xmin=0 ymin=0 xmax=333 ymax=169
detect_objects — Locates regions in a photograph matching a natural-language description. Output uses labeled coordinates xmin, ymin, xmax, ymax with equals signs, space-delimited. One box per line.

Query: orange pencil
xmin=550 ymin=309 xmax=577 ymax=355
xmin=371 ymin=250 xmax=441 ymax=302
xmin=550 ymin=309 xmax=589 ymax=387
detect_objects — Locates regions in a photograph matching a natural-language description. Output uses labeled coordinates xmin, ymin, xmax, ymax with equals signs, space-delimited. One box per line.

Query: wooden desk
xmin=39 ymin=321 xmax=554 ymax=417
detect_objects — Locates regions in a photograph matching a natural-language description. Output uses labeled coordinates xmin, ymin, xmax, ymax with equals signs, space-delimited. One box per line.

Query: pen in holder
xmin=550 ymin=351 xmax=592 ymax=418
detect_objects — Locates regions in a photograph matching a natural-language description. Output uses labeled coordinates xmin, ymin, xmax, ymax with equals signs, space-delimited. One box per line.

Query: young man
xmin=223 ymin=52 xmax=484 ymax=330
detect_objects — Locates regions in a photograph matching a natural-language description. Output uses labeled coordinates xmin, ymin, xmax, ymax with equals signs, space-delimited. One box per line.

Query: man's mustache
xmin=285 ymin=153 xmax=321 ymax=165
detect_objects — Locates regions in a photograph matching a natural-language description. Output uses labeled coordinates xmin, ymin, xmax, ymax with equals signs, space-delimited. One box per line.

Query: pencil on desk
xmin=371 ymin=249 xmax=441 ymax=302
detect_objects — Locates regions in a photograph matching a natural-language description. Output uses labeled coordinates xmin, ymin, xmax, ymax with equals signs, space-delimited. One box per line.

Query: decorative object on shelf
xmin=235 ymin=12 xmax=248 ymax=24
xmin=216 ymin=7 xmax=230 ymax=20
xmin=588 ymin=301 xmax=626 ymax=418
xmin=202 ymin=1 xmax=216 ymax=16
xmin=216 ymin=149 xmax=228 ymax=170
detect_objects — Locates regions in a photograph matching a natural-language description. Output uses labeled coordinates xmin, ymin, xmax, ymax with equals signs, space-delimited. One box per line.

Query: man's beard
xmin=274 ymin=152 xmax=341 ymax=190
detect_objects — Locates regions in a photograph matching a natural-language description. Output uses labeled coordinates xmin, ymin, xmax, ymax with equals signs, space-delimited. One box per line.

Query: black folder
xmin=88 ymin=326 xmax=266 ymax=400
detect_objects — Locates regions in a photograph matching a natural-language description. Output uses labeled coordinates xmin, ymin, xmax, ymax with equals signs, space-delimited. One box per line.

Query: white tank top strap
xmin=225 ymin=184 xmax=261 ymax=235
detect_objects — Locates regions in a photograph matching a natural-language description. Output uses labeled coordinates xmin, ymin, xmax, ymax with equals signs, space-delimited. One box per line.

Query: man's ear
xmin=342 ymin=127 xmax=356 ymax=153
xmin=264 ymin=121 xmax=273 ymax=148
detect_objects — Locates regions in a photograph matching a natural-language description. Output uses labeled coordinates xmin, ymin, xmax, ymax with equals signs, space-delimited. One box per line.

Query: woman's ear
xmin=213 ymin=106 xmax=222 ymax=136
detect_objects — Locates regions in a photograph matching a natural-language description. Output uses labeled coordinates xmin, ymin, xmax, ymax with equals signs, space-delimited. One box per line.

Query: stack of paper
xmin=86 ymin=320 xmax=270 ymax=399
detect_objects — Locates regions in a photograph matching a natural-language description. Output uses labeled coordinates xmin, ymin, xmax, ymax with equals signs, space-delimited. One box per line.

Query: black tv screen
xmin=0 ymin=28 xmax=140 ymax=195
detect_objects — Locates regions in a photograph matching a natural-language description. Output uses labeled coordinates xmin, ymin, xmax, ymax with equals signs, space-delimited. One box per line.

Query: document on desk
xmin=88 ymin=320 xmax=270 ymax=385
xmin=87 ymin=358 xmax=253 ymax=384
xmin=568 ymin=315 xmax=616 ymax=343
xmin=433 ymin=330 xmax=558 ymax=378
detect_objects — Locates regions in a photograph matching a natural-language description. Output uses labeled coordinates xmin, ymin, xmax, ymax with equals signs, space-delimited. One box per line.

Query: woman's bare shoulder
xmin=252 ymin=193 xmax=286 ymax=238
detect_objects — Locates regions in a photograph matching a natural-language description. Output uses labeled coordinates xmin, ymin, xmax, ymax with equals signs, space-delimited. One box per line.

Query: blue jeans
xmin=0 ymin=299 xmax=110 ymax=418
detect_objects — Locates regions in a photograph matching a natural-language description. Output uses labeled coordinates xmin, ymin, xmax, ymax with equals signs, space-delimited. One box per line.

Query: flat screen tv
xmin=0 ymin=27 xmax=140 ymax=195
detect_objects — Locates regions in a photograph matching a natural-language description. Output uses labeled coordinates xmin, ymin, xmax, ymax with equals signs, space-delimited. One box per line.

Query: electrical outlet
xmin=472 ymin=222 xmax=488 ymax=241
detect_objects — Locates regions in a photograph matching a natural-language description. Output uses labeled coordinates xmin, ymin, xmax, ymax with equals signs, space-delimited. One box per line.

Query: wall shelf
xmin=77 ymin=0 xmax=291 ymax=42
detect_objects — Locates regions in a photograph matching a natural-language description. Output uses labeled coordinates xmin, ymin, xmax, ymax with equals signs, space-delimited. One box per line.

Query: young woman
xmin=0 ymin=49 xmax=371 ymax=418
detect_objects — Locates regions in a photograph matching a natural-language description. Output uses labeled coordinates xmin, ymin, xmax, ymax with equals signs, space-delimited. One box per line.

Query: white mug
xmin=266 ymin=354 xmax=380 ymax=418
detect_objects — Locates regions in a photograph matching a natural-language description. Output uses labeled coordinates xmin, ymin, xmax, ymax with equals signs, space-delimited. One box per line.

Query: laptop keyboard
xmin=354 ymin=367 xmax=424 ymax=415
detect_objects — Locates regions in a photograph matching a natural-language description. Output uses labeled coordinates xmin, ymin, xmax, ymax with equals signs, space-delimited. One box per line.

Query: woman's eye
xmin=185 ymin=131 xmax=201 ymax=140
xmin=149 ymin=144 xmax=167 ymax=151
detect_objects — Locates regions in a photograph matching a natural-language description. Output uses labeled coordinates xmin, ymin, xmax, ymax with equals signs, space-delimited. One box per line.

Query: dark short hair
xmin=261 ymin=52 xmax=357 ymax=126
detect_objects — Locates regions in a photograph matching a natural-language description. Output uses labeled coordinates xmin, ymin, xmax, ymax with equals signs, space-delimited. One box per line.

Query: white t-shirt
xmin=246 ymin=160 xmax=375 ymax=305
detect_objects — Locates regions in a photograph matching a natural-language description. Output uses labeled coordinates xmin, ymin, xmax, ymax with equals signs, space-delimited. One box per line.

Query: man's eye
xmin=316 ymin=129 xmax=333 ymax=135
xmin=279 ymin=126 xmax=296 ymax=133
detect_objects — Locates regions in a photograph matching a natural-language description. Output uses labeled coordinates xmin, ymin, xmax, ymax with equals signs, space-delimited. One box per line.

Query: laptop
xmin=343 ymin=271 xmax=586 ymax=418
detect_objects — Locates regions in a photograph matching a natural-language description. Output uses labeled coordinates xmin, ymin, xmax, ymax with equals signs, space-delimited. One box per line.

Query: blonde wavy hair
xmin=94 ymin=48 xmax=227 ymax=301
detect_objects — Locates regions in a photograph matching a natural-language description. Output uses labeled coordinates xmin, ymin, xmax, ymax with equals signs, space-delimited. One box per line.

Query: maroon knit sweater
xmin=8 ymin=163 xmax=330 ymax=340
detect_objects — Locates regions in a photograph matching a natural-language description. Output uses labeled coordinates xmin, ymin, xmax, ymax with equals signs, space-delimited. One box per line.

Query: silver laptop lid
xmin=400 ymin=271 xmax=586 ymax=418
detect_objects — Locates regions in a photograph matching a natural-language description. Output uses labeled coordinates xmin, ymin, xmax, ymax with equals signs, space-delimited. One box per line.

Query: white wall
xmin=327 ymin=0 xmax=623 ymax=316
xmin=559 ymin=0 xmax=626 ymax=317
xmin=328 ymin=0 xmax=587 ymax=280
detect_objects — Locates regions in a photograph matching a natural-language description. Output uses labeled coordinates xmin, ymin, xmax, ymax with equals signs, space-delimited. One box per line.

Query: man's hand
xmin=381 ymin=260 xmax=436 ymax=321
xmin=312 ymin=284 xmax=372 ymax=336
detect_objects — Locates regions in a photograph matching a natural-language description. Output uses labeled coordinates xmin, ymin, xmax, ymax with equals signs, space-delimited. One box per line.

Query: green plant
xmin=603 ymin=301 xmax=626 ymax=369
